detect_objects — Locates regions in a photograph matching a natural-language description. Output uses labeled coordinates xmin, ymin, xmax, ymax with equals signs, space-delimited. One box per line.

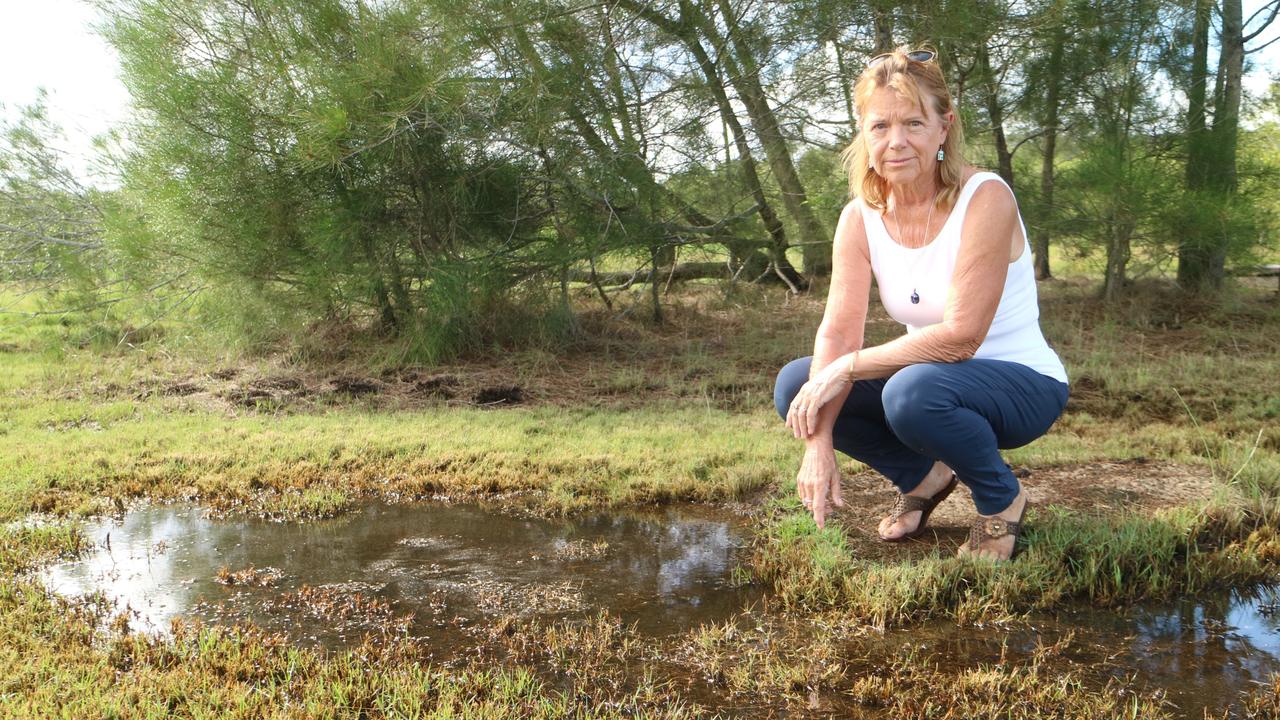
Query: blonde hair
xmin=839 ymin=45 xmax=966 ymax=211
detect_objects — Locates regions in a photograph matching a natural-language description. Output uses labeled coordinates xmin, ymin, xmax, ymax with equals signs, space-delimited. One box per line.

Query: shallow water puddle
xmin=39 ymin=503 xmax=1280 ymax=715
xmin=41 ymin=502 xmax=760 ymax=650
xmin=875 ymin=590 xmax=1280 ymax=718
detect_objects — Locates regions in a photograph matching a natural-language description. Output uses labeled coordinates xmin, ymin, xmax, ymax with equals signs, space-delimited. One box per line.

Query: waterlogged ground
xmin=6 ymin=282 xmax=1280 ymax=717
xmin=36 ymin=500 xmax=1280 ymax=717
xmin=41 ymin=501 xmax=760 ymax=650
xmin=866 ymin=591 xmax=1280 ymax=720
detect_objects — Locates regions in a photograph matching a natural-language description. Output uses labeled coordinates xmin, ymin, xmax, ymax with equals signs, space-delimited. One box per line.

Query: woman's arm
xmin=803 ymin=200 xmax=873 ymax=442
xmin=783 ymin=200 xmax=872 ymax=528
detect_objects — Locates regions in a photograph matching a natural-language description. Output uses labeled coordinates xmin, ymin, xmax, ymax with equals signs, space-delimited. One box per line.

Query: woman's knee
xmin=882 ymin=363 xmax=951 ymax=428
xmin=772 ymin=357 xmax=812 ymax=419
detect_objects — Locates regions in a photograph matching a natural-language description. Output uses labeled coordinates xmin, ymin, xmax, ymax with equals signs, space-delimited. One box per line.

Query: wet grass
xmin=750 ymin=487 xmax=1279 ymax=626
xmin=2 ymin=278 xmax=1280 ymax=715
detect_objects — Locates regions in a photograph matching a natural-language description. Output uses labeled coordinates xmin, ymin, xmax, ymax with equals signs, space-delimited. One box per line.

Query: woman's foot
xmin=877 ymin=462 xmax=955 ymax=540
xmin=957 ymin=489 xmax=1028 ymax=561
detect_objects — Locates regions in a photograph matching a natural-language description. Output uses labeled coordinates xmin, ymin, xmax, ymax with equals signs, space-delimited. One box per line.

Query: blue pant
xmin=773 ymin=358 xmax=1069 ymax=515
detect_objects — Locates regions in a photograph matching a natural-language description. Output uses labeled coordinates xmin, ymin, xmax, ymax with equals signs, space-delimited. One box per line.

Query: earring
xmin=937 ymin=148 xmax=945 ymax=161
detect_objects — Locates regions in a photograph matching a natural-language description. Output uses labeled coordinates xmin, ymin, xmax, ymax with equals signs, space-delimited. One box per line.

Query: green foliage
xmin=0 ymin=96 xmax=107 ymax=293
xmin=104 ymin=0 xmax=567 ymax=352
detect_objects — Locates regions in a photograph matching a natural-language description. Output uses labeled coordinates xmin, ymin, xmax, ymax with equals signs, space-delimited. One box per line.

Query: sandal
xmin=963 ymin=498 xmax=1029 ymax=561
xmin=879 ymin=473 xmax=959 ymax=542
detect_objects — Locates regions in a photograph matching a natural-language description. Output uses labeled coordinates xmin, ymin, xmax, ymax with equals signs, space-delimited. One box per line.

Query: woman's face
xmin=862 ymin=87 xmax=951 ymax=187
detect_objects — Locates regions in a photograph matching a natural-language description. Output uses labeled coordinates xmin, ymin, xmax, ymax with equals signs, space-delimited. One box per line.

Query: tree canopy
xmin=2 ymin=0 xmax=1276 ymax=355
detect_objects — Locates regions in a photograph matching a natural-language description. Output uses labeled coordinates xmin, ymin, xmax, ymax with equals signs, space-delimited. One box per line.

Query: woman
xmin=772 ymin=47 xmax=1068 ymax=561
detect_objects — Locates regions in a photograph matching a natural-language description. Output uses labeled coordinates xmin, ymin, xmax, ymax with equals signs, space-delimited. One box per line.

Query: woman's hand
xmin=796 ymin=443 xmax=844 ymax=529
xmin=785 ymin=354 xmax=853 ymax=440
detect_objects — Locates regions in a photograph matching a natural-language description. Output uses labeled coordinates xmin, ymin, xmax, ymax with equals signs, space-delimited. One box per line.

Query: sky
xmin=0 ymin=0 xmax=131 ymax=185
xmin=2 ymin=0 xmax=1280 ymax=187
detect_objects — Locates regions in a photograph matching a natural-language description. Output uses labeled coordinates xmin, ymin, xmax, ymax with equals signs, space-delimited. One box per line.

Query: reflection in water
xmin=876 ymin=589 xmax=1280 ymax=719
xmin=41 ymin=502 xmax=759 ymax=649
xmin=1112 ymin=591 xmax=1280 ymax=717
xmin=40 ymin=502 xmax=1280 ymax=716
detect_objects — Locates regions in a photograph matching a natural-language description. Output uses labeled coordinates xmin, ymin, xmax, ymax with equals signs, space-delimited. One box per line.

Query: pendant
xmin=910 ymin=289 xmax=920 ymax=305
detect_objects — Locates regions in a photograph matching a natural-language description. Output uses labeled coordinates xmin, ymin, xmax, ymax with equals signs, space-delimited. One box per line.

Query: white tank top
xmin=861 ymin=172 xmax=1068 ymax=384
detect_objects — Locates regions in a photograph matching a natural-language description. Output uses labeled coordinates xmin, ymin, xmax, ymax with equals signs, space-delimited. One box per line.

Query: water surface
xmin=40 ymin=501 xmax=1280 ymax=716
xmin=41 ymin=501 xmax=759 ymax=650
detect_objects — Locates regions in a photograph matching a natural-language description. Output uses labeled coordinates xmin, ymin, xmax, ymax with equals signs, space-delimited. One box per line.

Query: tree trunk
xmin=701 ymin=0 xmax=832 ymax=275
xmin=1213 ymin=0 xmax=1243 ymax=197
xmin=613 ymin=0 xmax=805 ymax=288
xmin=977 ymin=42 xmax=1014 ymax=187
xmin=833 ymin=40 xmax=857 ymax=140
xmin=1102 ymin=214 xmax=1133 ymax=302
xmin=1033 ymin=18 xmax=1066 ymax=281
xmin=1208 ymin=0 xmax=1244 ymax=286
xmin=1178 ymin=0 xmax=1214 ymax=289
xmin=1180 ymin=0 xmax=1242 ymax=291
xmin=505 ymin=14 xmax=745 ymax=265
xmin=872 ymin=2 xmax=895 ymax=52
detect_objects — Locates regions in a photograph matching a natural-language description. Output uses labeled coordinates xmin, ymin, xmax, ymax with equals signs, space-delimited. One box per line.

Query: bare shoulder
xmin=967 ymin=175 xmax=1017 ymax=218
xmin=836 ymin=199 xmax=869 ymax=241
xmin=838 ymin=197 xmax=867 ymax=223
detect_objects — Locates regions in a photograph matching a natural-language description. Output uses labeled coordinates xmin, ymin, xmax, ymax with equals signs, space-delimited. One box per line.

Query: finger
xmin=795 ymin=394 xmax=810 ymax=438
xmin=813 ymin=493 xmax=826 ymax=529
xmin=831 ymin=474 xmax=844 ymax=507
xmin=803 ymin=397 xmax=820 ymax=439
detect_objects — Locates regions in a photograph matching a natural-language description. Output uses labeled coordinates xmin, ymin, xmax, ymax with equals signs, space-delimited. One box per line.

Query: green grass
xmin=2 ymin=277 xmax=1280 ymax=715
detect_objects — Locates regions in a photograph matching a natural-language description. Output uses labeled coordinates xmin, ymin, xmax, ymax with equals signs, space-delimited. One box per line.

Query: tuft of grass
xmin=845 ymin=650 xmax=1173 ymax=719
xmin=750 ymin=476 xmax=1276 ymax=626
xmin=0 ymin=523 xmax=86 ymax=576
xmin=1214 ymin=674 xmax=1280 ymax=719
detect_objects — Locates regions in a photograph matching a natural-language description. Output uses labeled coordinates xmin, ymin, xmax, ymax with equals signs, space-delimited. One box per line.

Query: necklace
xmin=890 ymin=190 xmax=939 ymax=305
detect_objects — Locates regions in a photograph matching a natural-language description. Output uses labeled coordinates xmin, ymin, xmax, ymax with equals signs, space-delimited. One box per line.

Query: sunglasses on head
xmin=868 ymin=49 xmax=936 ymax=66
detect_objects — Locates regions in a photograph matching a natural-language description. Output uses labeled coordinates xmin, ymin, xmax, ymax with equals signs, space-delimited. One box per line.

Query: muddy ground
xmin=812 ymin=459 xmax=1215 ymax=563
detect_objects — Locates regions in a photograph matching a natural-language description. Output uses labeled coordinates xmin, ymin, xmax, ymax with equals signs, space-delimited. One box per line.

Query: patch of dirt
xmin=221 ymin=387 xmax=277 ymax=408
xmin=411 ymin=374 xmax=459 ymax=399
xmin=216 ymin=377 xmax=312 ymax=409
xmin=164 ymin=381 xmax=204 ymax=396
xmin=825 ymin=459 xmax=1217 ymax=563
xmin=473 ymin=385 xmax=524 ymax=406
xmin=261 ymin=377 xmax=305 ymax=391
xmin=329 ymin=376 xmax=379 ymax=396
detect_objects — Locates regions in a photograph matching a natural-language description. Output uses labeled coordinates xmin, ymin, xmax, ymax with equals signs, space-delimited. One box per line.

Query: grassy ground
xmin=2 ymin=277 xmax=1279 ymax=716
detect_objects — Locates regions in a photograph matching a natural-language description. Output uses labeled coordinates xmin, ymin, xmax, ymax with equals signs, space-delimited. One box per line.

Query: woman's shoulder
xmin=957 ymin=169 xmax=1016 ymax=209
xmin=956 ymin=167 xmax=1007 ymax=190
xmin=838 ymin=197 xmax=871 ymax=227
xmin=836 ymin=198 xmax=873 ymax=256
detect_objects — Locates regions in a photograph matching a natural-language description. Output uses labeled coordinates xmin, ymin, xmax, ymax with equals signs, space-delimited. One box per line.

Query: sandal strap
xmin=889 ymin=493 xmax=934 ymax=521
xmin=968 ymin=516 xmax=1023 ymax=549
